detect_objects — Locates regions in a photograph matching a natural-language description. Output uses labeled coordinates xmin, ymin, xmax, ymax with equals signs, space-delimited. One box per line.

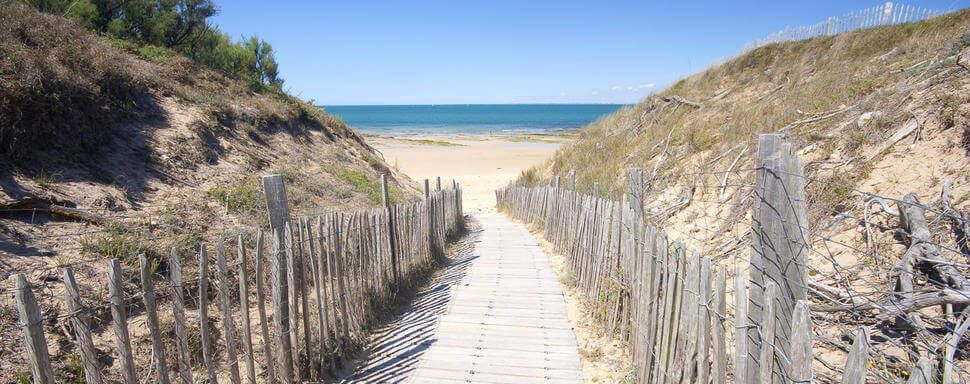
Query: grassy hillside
xmin=0 ymin=6 xmax=418 ymax=381
xmin=521 ymin=9 xmax=970 ymax=382
xmin=527 ymin=9 xmax=969 ymax=199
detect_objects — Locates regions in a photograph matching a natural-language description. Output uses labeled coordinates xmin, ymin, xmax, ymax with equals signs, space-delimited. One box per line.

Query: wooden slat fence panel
xmin=12 ymin=174 xmax=462 ymax=384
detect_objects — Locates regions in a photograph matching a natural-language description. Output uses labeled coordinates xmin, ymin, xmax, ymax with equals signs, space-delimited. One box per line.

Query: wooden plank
xmin=307 ymin=217 xmax=331 ymax=376
xmin=758 ymin=282 xmax=778 ymax=384
xmin=712 ymin=265 xmax=727 ymax=384
xmin=270 ymin=228 xmax=295 ymax=382
xmin=840 ymin=327 xmax=871 ymax=384
xmin=217 ymin=240 xmax=242 ymax=384
xmin=295 ymin=220 xmax=312 ymax=374
xmin=695 ymin=256 xmax=712 ymax=384
xmin=61 ymin=267 xmax=102 ymax=383
xmin=198 ymin=245 xmax=217 ymax=383
xmin=236 ymin=235 xmax=258 ymax=384
xmin=284 ymin=222 xmax=302 ymax=381
xmin=748 ymin=133 xmax=809 ymax=382
xmin=790 ymin=300 xmax=812 ymax=384
xmin=254 ymin=231 xmax=277 ymax=381
xmin=168 ymin=249 xmax=193 ymax=384
xmin=139 ymin=254 xmax=171 ymax=384
xmin=382 ymin=174 xmax=400 ymax=283
xmin=14 ymin=273 xmax=54 ymax=384
xmin=262 ymin=174 xmax=290 ymax=233
xmin=734 ymin=265 xmax=749 ymax=384
xmin=106 ymin=260 xmax=137 ymax=384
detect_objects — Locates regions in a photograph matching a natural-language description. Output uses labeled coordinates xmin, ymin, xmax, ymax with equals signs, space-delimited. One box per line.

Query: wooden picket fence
xmin=496 ymin=134 xmax=874 ymax=384
xmin=751 ymin=2 xmax=950 ymax=49
xmin=13 ymin=174 xmax=463 ymax=384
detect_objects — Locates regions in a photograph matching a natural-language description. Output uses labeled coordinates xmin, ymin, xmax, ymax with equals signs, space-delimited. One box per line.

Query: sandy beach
xmin=368 ymin=134 xmax=567 ymax=213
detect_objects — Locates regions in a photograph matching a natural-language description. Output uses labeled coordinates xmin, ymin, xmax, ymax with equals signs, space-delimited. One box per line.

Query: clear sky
xmin=213 ymin=0 xmax=967 ymax=105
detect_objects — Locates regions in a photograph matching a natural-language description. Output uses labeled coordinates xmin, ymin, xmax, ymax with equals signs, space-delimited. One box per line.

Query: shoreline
xmin=368 ymin=133 xmax=570 ymax=213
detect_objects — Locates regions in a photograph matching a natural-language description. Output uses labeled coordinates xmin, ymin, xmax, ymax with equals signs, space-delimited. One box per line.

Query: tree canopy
xmin=25 ymin=0 xmax=282 ymax=92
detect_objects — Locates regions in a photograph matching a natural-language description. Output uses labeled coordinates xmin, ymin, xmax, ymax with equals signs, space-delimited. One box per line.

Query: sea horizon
xmin=322 ymin=103 xmax=627 ymax=136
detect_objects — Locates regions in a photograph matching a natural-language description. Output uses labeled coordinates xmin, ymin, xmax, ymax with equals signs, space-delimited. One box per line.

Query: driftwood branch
xmin=718 ymin=146 xmax=747 ymax=202
xmin=660 ymin=95 xmax=703 ymax=108
xmin=778 ymin=107 xmax=848 ymax=132
xmin=0 ymin=197 xmax=113 ymax=226
xmin=941 ymin=179 xmax=970 ymax=258
xmin=898 ymin=193 xmax=968 ymax=291
xmin=811 ymin=288 xmax=970 ymax=318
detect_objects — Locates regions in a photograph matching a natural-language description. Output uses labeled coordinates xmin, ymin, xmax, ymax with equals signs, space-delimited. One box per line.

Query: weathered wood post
xmin=261 ymin=174 xmax=294 ymax=383
xmin=168 ymin=250 xmax=193 ymax=384
xmin=424 ymin=178 xmax=436 ymax=256
xmin=253 ymin=231 xmax=277 ymax=381
xmin=15 ymin=274 xmax=54 ymax=384
xmin=382 ymin=174 xmax=400 ymax=283
xmin=748 ymin=133 xmax=809 ymax=384
xmin=436 ymin=176 xmax=441 ymax=191
xmin=107 ymin=259 xmax=137 ymax=384
xmin=568 ymin=169 xmax=577 ymax=190
xmin=198 ymin=246 xmax=217 ymax=383
xmin=626 ymin=168 xmax=645 ymax=218
xmin=841 ymin=328 xmax=871 ymax=384
xmin=790 ymin=300 xmax=813 ymax=383
xmin=139 ymin=254 xmax=171 ymax=384
xmin=216 ymin=240 xmax=242 ymax=384
xmin=883 ymin=2 xmax=894 ymax=24
xmin=236 ymin=235 xmax=258 ymax=384
xmin=61 ymin=268 xmax=103 ymax=384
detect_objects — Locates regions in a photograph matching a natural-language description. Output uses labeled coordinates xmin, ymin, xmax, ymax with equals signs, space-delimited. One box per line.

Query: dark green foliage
xmin=20 ymin=0 xmax=282 ymax=92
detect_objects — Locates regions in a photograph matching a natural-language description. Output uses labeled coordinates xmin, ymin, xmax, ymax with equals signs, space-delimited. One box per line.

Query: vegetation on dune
xmin=523 ymin=9 xmax=970 ymax=201
xmin=23 ymin=0 xmax=281 ymax=92
xmin=0 ymin=2 xmax=364 ymax=167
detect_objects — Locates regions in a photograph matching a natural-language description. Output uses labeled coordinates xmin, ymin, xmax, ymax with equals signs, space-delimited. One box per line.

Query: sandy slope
xmin=368 ymin=134 xmax=564 ymax=213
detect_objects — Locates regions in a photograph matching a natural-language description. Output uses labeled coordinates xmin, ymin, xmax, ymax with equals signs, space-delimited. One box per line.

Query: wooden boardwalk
xmin=342 ymin=213 xmax=584 ymax=384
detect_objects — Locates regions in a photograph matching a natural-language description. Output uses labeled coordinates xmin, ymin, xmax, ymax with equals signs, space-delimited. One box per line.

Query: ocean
xmin=322 ymin=104 xmax=626 ymax=135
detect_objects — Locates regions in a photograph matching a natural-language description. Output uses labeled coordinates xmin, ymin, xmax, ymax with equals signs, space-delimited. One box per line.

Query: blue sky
xmin=214 ymin=0 xmax=967 ymax=105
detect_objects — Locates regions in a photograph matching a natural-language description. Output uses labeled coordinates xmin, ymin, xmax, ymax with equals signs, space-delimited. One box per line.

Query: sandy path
xmin=369 ymin=135 xmax=563 ymax=213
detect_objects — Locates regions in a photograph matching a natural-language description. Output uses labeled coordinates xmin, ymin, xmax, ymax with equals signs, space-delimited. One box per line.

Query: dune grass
xmin=523 ymin=9 xmax=970 ymax=199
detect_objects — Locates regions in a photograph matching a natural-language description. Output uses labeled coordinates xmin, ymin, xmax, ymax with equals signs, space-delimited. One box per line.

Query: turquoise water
xmin=322 ymin=104 xmax=626 ymax=135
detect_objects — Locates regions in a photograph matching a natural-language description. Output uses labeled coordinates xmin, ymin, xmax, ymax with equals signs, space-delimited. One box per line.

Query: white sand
xmin=368 ymin=135 xmax=564 ymax=213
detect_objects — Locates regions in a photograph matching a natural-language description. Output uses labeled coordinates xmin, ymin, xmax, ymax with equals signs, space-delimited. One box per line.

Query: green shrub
xmin=207 ymin=177 xmax=264 ymax=214
xmin=136 ymin=44 xmax=173 ymax=63
xmin=332 ymin=168 xmax=400 ymax=204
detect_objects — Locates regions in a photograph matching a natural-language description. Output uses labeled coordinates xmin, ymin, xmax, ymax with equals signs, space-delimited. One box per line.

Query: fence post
xmin=748 ymin=133 xmax=809 ymax=383
xmin=61 ymin=268 xmax=103 ymax=384
xmin=107 ymin=259 xmax=137 ymax=384
xmin=253 ymin=231 xmax=277 ymax=381
xmin=216 ymin=240 xmax=242 ymax=384
xmin=261 ymin=174 xmax=294 ymax=382
xmin=270 ymin=228 xmax=295 ymax=383
xmin=424 ymin=178 xmax=436 ymax=256
xmin=139 ymin=254 xmax=171 ymax=384
xmin=263 ymin=174 xmax=291 ymax=232
xmin=627 ymin=168 xmax=645 ymax=218
xmin=168 ymin=249 xmax=193 ymax=384
xmin=236 ymin=235 xmax=259 ymax=384
xmin=790 ymin=300 xmax=813 ymax=383
xmin=198 ymin=246 xmax=217 ymax=383
xmin=841 ymin=328 xmax=871 ymax=384
xmin=382 ymin=174 xmax=400 ymax=283
xmin=568 ymin=169 xmax=577 ymax=190
xmin=15 ymin=274 xmax=54 ymax=384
